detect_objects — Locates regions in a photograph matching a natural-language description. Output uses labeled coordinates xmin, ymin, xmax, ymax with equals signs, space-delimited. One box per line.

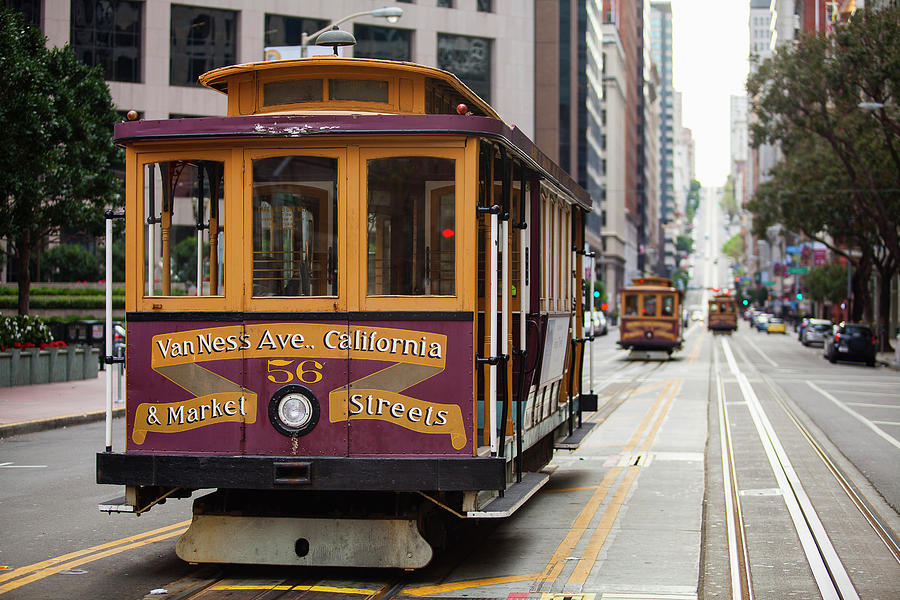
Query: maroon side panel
xmin=125 ymin=319 xmax=473 ymax=457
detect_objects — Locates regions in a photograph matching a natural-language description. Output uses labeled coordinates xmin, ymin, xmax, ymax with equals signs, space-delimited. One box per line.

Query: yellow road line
xmin=567 ymin=467 xmax=640 ymax=582
xmin=0 ymin=520 xmax=190 ymax=586
xmin=568 ymin=379 xmax=682 ymax=583
xmin=622 ymin=381 xmax=673 ymax=453
xmin=405 ymin=573 xmax=540 ymax=596
xmin=210 ymin=584 xmax=379 ymax=595
xmin=535 ymin=467 xmax=623 ymax=583
xmin=686 ymin=333 xmax=704 ymax=365
xmin=0 ymin=526 xmax=188 ymax=595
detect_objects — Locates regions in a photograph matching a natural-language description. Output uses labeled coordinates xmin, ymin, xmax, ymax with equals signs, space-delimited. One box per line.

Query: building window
xmin=437 ymin=0 xmax=453 ymax=7
xmin=437 ymin=33 xmax=491 ymax=103
xmin=6 ymin=0 xmax=40 ymax=27
xmin=264 ymin=14 xmax=328 ymax=47
xmin=477 ymin=0 xmax=492 ymax=11
xmin=70 ymin=0 xmax=142 ymax=82
xmin=170 ymin=5 xmax=237 ymax=87
xmin=353 ymin=24 xmax=412 ymax=61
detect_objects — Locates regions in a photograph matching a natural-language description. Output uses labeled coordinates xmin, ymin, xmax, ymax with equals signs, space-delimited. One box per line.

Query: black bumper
xmin=97 ymin=452 xmax=506 ymax=492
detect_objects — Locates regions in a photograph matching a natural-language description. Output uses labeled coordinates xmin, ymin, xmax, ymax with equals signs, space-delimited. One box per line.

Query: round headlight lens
xmin=278 ymin=394 xmax=313 ymax=429
xmin=268 ymin=385 xmax=320 ymax=437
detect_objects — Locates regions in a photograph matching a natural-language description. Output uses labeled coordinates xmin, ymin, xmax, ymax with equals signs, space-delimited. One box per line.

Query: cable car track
xmin=714 ymin=336 xmax=898 ymax=600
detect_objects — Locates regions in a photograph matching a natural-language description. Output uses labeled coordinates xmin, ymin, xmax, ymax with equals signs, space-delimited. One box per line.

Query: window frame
xmin=131 ymin=148 xmax=239 ymax=312
xmin=243 ymin=147 xmax=349 ymax=312
xmin=357 ymin=145 xmax=469 ymax=312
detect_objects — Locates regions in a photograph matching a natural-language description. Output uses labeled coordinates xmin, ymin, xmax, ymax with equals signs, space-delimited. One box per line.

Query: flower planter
xmin=0 ymin=346 xmax=99 ymax=387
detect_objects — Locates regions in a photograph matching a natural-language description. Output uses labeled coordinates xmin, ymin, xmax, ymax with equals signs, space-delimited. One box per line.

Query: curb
xmin=0 ymin=407 xmax=125 ymax=439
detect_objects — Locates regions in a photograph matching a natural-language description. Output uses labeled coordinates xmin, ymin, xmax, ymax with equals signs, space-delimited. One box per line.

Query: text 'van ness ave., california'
xmin=151 ymin=323 xmax=447 ymax=366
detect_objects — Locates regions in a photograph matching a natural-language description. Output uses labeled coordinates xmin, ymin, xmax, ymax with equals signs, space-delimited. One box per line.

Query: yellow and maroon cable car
xmin=707 ymin=293 xmax=738 ymax=332
xmin=96 ymin=56 xmax=595 ymax=568
xmin=617 ymin=276 xmax=684 ymax=357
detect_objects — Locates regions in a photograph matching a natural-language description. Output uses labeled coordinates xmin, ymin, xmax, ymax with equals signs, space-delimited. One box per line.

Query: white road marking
xmin=807 ymin=381 xmax=900 ymax=450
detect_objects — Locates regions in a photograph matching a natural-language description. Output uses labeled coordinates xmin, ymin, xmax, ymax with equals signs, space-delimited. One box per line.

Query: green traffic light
xmin=796 ymin=293 xmax=803 ymax=300
xmin=742 ymin=299 xmax=749 ymax=305
xmin=593 ymin=290 xmax=600 ymax=298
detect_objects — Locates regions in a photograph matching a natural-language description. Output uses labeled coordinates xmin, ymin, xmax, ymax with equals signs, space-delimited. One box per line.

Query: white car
xmin=802 ymin=319 xmax=833 ymax=346
xmin=583 ymin=312 xmax=608 ymax=336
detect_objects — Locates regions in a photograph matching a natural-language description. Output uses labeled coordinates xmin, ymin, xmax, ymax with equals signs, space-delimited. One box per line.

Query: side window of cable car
xmin=251 ymin=155 xmax=339 ymax=297
xmin=366 ymin=155 xmax=456 ymax=297
xmin=142 ymin=158 xmax=226 ymax=298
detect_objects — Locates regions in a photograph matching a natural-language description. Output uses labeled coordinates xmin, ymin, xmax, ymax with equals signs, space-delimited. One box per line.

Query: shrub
xmin=0 ymin=315 xmax=53 ymax=350
xmin=43 ymin=243 xmax=102 ymax=282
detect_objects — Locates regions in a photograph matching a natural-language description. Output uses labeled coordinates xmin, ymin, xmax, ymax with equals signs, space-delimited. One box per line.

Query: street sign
xmin=762 ymin=281 xmax=776 ymax=286
xmin=787 ymin=267 xmax=809 ymax=274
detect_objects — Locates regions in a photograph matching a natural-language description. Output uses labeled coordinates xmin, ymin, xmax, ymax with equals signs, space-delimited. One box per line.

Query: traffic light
xmin=601 ymin=303 xmax=608 ymax=311
xmin=796 ymin=293 xmax=803 ymax=300
xmin=742 ymin=299 xmax=749 ymax=306
xmin=593 ymin=290 xmax=600 ymax=298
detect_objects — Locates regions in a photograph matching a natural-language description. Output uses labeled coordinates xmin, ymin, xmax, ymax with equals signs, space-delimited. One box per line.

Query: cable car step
xmin=466 ymin=472 xmax=549 ymax=518
xmin=98 ymin=497 xmax=135 ymax=513
xmin=555 ymin=421 xmax=598 ymax=450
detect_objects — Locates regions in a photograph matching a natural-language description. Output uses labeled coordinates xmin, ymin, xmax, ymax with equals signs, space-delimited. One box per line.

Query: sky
xmin=670 ymin=0 xmax=750 ymax=187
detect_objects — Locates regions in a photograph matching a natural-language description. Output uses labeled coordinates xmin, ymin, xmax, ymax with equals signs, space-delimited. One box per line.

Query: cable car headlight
xmin=269 ymin=385 xmax=320 ymax=437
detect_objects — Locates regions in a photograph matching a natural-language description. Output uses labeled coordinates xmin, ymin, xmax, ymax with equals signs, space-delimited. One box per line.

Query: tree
xmin=0 ymin=8 xmax=122 ymax=314
xmin=43 ymin=243 xmax=101 ymax=282
xmin=805 ymin=263 xmax=848 ymax=306
xmin=720 ymin=176 xmax=739 ymax=221
xmin=722 ymin=233 xmax=745 ymax=262
xmin=747 ymin=7 xmax=900 ymax=345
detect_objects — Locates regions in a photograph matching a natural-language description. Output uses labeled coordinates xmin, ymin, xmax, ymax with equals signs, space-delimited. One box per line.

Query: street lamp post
xmin=301 ymin=7 xmax=403 ymax=47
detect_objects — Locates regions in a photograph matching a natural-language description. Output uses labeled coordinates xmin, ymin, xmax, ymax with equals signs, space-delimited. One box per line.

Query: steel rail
xmin=721 ymin=337 xmax=859 ymax=600
xmin=761 ymin=373 xmax=900 ymax=565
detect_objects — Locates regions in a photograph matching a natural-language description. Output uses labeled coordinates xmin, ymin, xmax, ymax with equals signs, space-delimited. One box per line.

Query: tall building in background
xmin=15 ymin=0 xmax=534 ymax=133
xmin=649 ymin=2 xmax=674 ymax=226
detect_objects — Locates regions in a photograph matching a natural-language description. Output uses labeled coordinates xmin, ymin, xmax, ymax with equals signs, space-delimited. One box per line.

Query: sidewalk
xmin=0 ymin=371 xmax=124 ymax=439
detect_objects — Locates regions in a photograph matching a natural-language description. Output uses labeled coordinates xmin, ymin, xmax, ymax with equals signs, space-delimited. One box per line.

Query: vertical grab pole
xmin=489 ymin=210 xmax=499 ymax=456
xmin=147 ymin=164 xmax=155 ymax=297
xmin=196 ymin=167 xmax=204 ymax=296
xmin=589 ymin=248 xmax=595 ymax=395
xmin=104 ymin=216 xmax=113 ymax=453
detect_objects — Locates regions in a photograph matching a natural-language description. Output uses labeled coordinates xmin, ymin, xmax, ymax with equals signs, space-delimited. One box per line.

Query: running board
xmin=466 ymin=472 xmax=549 ymax=518
xmin=555 ymin=421 xmax=597 ymax=450
xmin=98 ymin=496 xmax=135 ymax=513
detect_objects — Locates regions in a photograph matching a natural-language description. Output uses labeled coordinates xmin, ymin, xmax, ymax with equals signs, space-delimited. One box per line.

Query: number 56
xmin=266 ymin=359 xmax=324 ymax=384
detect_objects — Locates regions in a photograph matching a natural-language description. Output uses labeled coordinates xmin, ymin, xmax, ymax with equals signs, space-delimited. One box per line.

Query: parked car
xmin=754 ymin=313 xmax=771 ymax=332
xmin=583 ymin=311 xmax=608 ymax=336
xmin=801 ymin=319 xmax=832 ymax=346
xmin=797 ymin=316 xmax=811 ymax=340
xmin=823 ymin=322 xmax=877 ymax=367
xmin=113 ymin=323 xmax=126 ymax=359
xmin=766 ymin=317 xmax=786 ymax=334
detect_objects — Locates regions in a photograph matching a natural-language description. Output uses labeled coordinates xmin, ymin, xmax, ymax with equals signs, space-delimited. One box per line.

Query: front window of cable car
xmin=143 ymin=160 xmax=225 ymax=297
xmin=662 ymin=295 xmax=675 ymax=316
xmin=642 ymin=294 xmax=657 ymax=317
xmin=366 ymin=156 xmax=456 ymax=296
xmin=624 ymin=294 xmax=638 ymax=316
xmin=252 ymin=156 xmax=338 ymax=297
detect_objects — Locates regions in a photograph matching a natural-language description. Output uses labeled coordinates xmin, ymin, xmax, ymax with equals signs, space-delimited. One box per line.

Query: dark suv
xmin=823 ymin=322 xmax=877 ymax=367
